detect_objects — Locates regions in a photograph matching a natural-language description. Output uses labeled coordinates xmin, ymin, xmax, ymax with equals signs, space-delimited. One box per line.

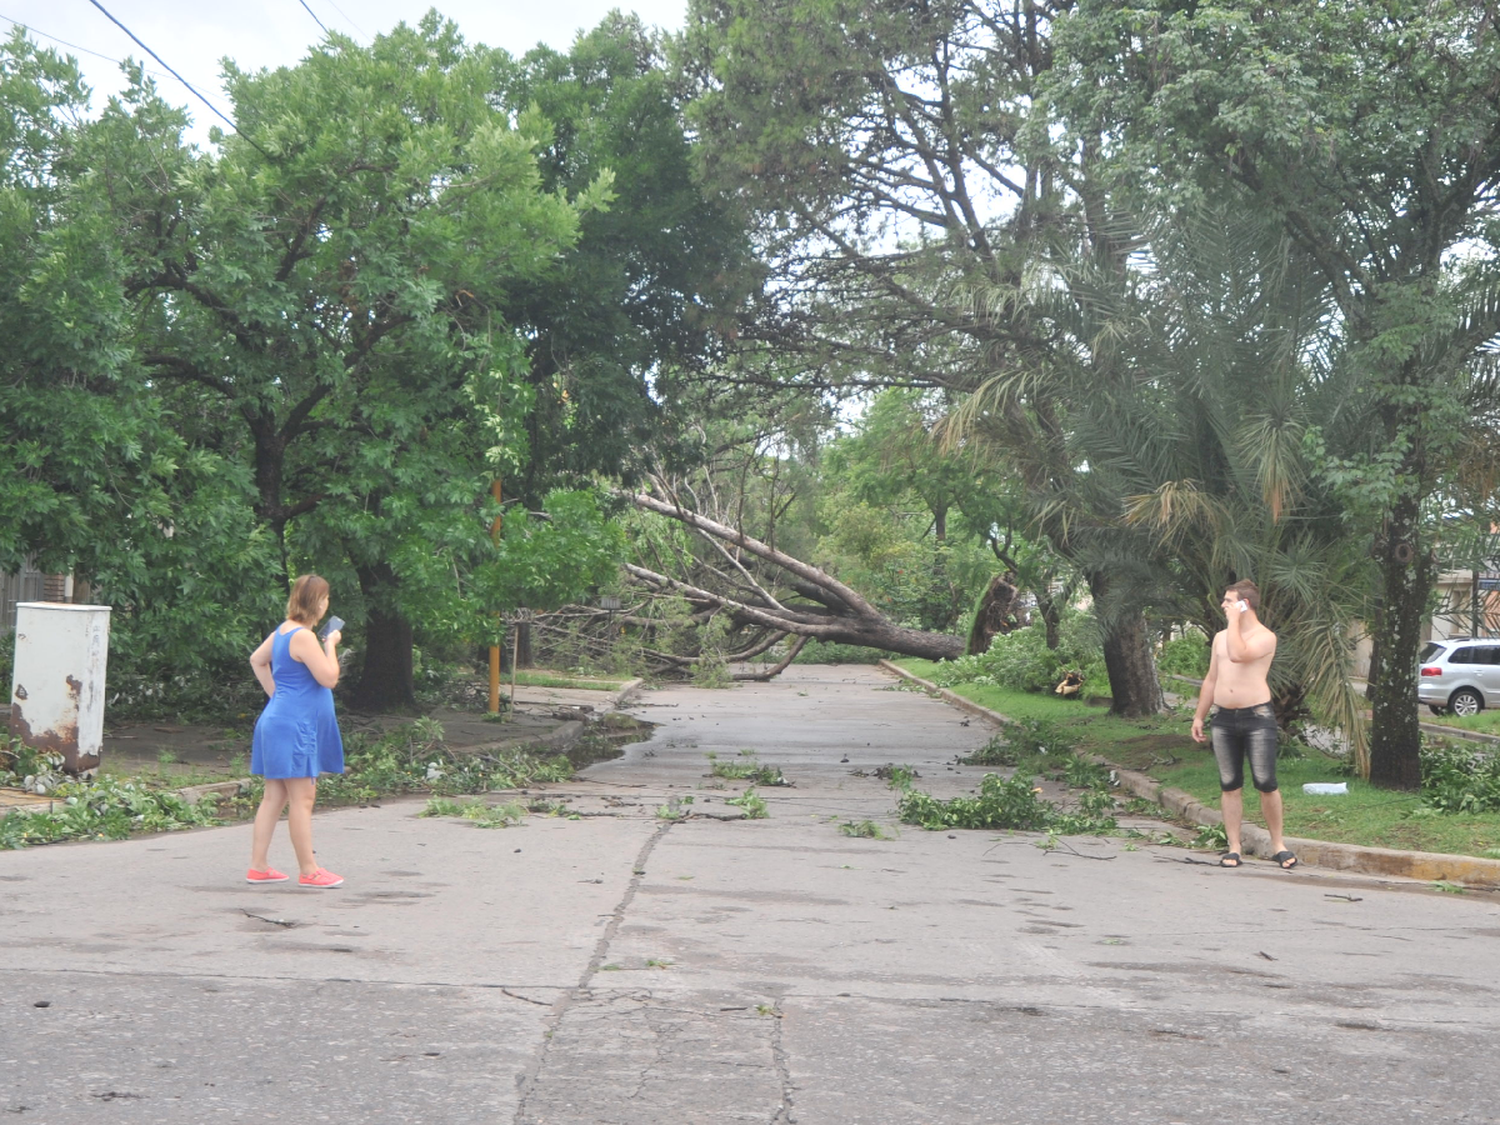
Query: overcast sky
xmin=4 ymin=0 xmax=690 ymax=137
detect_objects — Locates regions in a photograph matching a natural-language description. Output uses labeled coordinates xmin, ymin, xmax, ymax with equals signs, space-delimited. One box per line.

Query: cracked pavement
xmin=4 ymin=665 xmax=1500 ymax=1123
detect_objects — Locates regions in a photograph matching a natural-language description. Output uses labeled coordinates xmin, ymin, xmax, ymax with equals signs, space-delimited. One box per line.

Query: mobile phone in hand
xmin=318 ymin=615 xmax=345 ymax=641
xmin=1235 ymin=600 xmax=1249 ymax=614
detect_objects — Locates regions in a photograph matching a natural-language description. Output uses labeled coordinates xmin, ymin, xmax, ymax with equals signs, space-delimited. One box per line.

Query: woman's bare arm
xmin=289 ymin=627 xmax=341 ymax=688
xmin=250 ymin=634 xmax=276 ymax=697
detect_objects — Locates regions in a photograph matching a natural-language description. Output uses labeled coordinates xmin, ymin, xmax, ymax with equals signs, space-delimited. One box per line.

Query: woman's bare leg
xmin=284 ymin=777 xmax=320 ymax=876
xmin=250 ymin=778 xmax=289 ymax=870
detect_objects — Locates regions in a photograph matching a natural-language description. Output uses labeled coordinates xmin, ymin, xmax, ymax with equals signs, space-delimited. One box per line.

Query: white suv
xmin=1418 ymin=638 xmax=1500 ymax=716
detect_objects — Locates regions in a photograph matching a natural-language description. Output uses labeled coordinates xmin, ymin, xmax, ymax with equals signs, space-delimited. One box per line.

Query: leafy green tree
xmin=472 ymin=489 xmax=627 ymax=612
xmin=818 ymin=387 xmax=1044 ymax=636
xmin=1016 ymin=205 xmax=1371 ymax=757
xmin=97 ymin=17 xmax=608 ymax=708
xmin=0 ymin=33 xmax=279 ymax=699
xmin=498 ymin=13 xmax=756 ymax=504
xmin=678 ymin=0 xmax=1178 ymax=714
xmin=3 ymin=15 xmax=736 ymax=713
xmin=1052 ymin=0 xmax=1500 ymax=784
xmin=827 ymin=388 xmax=986 ymax=547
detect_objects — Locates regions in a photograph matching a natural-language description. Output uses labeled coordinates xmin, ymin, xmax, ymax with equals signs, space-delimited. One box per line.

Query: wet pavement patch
xmin=565 ymin=714 xmax=654 ymax=770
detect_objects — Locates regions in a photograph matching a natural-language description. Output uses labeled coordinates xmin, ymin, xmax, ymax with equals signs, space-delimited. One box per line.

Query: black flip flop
xmin=1272 ymin=850 xmax=1299 ymax=870
xmin=1219 ymin=852 xmax=1242 ymax=868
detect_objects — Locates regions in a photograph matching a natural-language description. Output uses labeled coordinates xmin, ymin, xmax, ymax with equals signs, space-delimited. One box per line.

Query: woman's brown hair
xmin=286 ymin=574 xmax=330 ymax=626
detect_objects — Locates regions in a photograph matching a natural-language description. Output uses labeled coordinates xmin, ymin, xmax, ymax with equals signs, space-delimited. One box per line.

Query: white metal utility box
xmin=8 ymin=602 xmax=112 ymax=775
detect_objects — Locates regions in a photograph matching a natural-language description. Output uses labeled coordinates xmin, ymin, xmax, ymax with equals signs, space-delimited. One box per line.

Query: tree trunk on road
xmin=626 ymin=491 xmax=965 ymax=663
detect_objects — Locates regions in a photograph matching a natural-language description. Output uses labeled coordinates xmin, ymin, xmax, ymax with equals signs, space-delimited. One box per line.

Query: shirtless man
xmin=1190 ymin=579 xmax=1298 ymax=870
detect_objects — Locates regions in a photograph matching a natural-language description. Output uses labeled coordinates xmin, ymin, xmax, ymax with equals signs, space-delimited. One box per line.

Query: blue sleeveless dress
xmin=251 ymin=626 xmax=344 ymax=778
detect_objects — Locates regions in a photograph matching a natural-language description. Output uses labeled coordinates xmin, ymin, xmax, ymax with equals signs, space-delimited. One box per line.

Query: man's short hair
xmin=1225 ymin=579 xmax=1260 ymax=611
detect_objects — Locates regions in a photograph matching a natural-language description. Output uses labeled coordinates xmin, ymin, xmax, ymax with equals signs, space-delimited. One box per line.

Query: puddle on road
xmin=564 ymin=714 xmax=655 ymax=770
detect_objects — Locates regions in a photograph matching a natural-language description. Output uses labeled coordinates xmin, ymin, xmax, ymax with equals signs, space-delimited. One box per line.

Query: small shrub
xmin=320 ymin=720 xmax=573 ymax=805
xmin=749 ymin=765 xmax=791 ymax=786
xmin=927 ymin=619 xmax=1109 ymax=700
xmin=959 ymin=734 xmax=1020 ymax=767
xmin=1009 ymin=718 xmax=1078 ymax=757
xmin=710 ymin=758 xmax=754 ymax=779
xmin=1061 ymin=755 xmax=1110 ymax=790
xmin=1157 ymin=634 xmax=1210 ymax=678
xmin=710 ymin=758 xmax=790 ymax=786
xmin=897 ymin=770 xmax=1118 ymax=835
xmin=420 ymin=797 xmax=468 ymax=818
xmin=877 ymin=764 xmax=919 ymax=790
xmin=0 ymin=739 xmax=66 ymax=794
xmin=656 ymin=795 xmax=695 ymax=820
xmin=691 ymin=655 xmax=732 ymax=688
xmin=957 ymin=719 xmax=1074 ymax=772
xmin=927 ymin=627 xmax=1061 ymax=694
xmin=1419 ymin=737 xmax=1500 ymax=814
xmin=0 ymin=776 xmax=222 ymax=849
xmin=1074 ymin=787 xmax=1117 ymax=818
xmin=419 ymin=797 xmax=525 ymax=828
xmin=727 ymin=787 xmax=768 ymax=818
xmin=1192 ymin=822 xmax=1229 ymax=849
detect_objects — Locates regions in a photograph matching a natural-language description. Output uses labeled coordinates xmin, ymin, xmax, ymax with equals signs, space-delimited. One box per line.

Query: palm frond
xmin=1122 ymin=479 xmax=1219 ymax=537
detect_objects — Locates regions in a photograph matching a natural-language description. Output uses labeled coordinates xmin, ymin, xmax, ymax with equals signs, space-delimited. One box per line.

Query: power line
xmin=83 ymin=0 xmax=276 ymax=161
xmin=296 ymin=0 xmax=329 ymax=37
xmin=0 ymin=11 xmax=164 ymax=77
xmin=321 ymin=0 xmax=368 ymax=42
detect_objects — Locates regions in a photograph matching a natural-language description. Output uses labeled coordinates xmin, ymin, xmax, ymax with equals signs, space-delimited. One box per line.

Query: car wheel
xmin=1449 ymin=688 xmax=1484 ymax=717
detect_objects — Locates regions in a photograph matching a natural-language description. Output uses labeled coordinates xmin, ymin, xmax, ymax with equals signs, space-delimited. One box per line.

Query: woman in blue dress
xmin=246 ymin=574 xmax=346 ymax=888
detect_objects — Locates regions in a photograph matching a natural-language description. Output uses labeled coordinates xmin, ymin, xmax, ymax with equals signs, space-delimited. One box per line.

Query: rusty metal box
xmin=8 ymin=603 xmax=112 ymax=775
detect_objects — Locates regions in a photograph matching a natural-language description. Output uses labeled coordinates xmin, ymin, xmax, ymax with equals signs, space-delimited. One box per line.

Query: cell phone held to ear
xmin=1235 ymin=600 xmax=1249 ymax=614
xmin=318 ymin=615 xmax=345 ymax=641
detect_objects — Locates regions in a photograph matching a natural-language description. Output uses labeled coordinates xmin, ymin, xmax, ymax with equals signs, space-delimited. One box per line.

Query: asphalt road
xmin=3 ymin=665 xmax=1499 ymax=1124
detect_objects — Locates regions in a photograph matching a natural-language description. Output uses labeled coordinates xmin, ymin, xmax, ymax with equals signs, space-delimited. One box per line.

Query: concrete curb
xmin=879 ymin=659 xmax=1500 ymax=889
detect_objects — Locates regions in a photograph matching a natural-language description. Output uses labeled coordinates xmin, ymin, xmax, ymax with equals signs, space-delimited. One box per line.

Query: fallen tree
xmin=624 ymin=490 xmax=965 ymax=665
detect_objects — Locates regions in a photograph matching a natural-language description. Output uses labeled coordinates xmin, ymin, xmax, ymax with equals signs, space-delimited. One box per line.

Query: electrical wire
xmin=296 ymin=0 xmax=329 ymax=37
xmin=320 ymin=0 xmax=367 ymax=42
xmin=83 ymin=0 xmax=276 ymax=160
xmin=0 ymin=11 xmax=165 ymax=77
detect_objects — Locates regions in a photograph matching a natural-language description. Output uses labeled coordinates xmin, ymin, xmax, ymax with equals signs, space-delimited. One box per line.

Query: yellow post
xmin=488 ymin=480 xmax=504 ymax=716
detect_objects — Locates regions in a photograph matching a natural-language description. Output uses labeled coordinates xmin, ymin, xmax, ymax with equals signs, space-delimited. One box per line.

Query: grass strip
xmin=506 ymin=669 xmax=628 ymax=691
xmin=894 ymin=659 xmax=1500 ymax=859
xmin=1419 ymin=708 xmax=1500 ymax=737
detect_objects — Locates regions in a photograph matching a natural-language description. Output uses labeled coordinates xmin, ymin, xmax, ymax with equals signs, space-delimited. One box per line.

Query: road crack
xmin=512 ymin=818 xmax=676 ymax=1124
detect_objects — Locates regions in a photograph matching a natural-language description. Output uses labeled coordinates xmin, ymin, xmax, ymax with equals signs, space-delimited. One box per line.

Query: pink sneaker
xmin=298 ymin=868 xmax=344 ymax=888
xmin=246 ymin=867 xmax=289 ymax=883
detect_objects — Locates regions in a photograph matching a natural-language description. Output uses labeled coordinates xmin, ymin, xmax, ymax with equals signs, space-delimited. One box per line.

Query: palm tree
xmin=949 ymin=202 xmax=1376 ymax=765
